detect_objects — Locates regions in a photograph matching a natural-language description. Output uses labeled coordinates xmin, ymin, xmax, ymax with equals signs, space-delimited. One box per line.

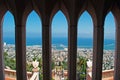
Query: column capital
xmin=42 ymin=24 xmax=49 ymax=27
xmin=15 ymin=24 xmax=25 ymax=27
xmin=69 ymin=24 xmax=77 ymax=27
xmin=116 ymin=25 xmax=120 ymax=29
xmin=94 ymin=26 xmax=104 ymax=30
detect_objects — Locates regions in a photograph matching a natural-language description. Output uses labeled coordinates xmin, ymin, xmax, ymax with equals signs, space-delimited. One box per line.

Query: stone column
xmin=0 ymin=17 xmax=5 ymax=80
xmin=114 ymin=26 xmax=120 ymax=80
xmin=68 ymin=25 xmax=77 ymax=80
xmin=92 ymin=26 xmax=104 ymax=80
xmin=42 ymin=24 xmax=51 ymax=80
xmin=15 ymin=25 xmax=27 ymax=80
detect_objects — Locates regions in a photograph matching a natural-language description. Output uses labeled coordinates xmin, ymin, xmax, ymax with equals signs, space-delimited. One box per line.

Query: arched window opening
xmin=3 ymin=11 xmax=16 ymax=79
xmin=102 ymin=12 xmax=115 ymax=78
xmin=77 ymin=11 xmax=93 ymax=80
xmin=51 ymin=10 xmax=68 ymax=80
xmin=26 ymin=11 xmax=42 ymax=80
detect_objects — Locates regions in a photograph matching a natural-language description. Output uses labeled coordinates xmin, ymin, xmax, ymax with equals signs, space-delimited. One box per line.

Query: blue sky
xmin=3 ymin=10 xmax=115 ymax=39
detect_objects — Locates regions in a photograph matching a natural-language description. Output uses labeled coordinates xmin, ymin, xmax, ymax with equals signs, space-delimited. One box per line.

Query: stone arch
xmin=0 ymin=3 xmax=8 ymax=79
xmin=33 ymin=9 xmax=43 ymax=23
xmin=111 ymin=5 xmax=120 ymax=28
xmin=51 ymin=8 xmax=69 ymax=80
xmin=104 ymin=11 xmax=116 ymax=26
xmin=104 ymin=11 xmax=115 ymax=27
xmin=78 ymin=10 xmax=94 ymax=31
xmin=22 ymin=4 xmax=33 ymax=26
xmin=50 ymin=2 xmax=70 ymax=26
xmin=86 ymin=2 xmax=97 ymax=27
xmin=0 ymin=3 xmax=8 ymax=22
xmin=3 ymin=10 xmax=15 ymax=29
xmin=3 ymin=10 xmax=16 ymax=60
xmin=26 ymin=10 xmax=42 ymax=26
xmin=25 ymin=10 xmax=42 ymax=78
xmin=103 ymin=11 xmax=115 ymax=71
xmin=77 ymin=10 xmax=94 ymax=79
xmin=13 ymin=4 xmax=33 ymax=26
xmin=77 ymin=10 xmax=94 ymax=38
xmin=2 ymin=10 xmax=16 ymax=79
xmin=77 ymin=0 xmax=87 ymax=23
xmin=77 ymin=2 xmax=97 ymax=27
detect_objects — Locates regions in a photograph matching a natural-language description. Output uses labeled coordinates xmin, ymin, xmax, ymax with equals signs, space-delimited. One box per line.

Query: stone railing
xmin=86 ymin=69 xmax=114 ymax=80
xmin=86 ymin=60 xmax=114 ymax=80
xmin=5 ymin=69 xmax=32 ymax=80
xmin=5 ymin=60 xmax=40 ymax=80
xmin=102 ymin=69 xmax=114 ymax=80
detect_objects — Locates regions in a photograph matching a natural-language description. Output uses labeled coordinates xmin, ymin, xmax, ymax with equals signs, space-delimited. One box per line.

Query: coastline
xmin=4 ymin=42 xmax=115 ymax=51
xmin=3 ymin=37 xmax=115 ymax=50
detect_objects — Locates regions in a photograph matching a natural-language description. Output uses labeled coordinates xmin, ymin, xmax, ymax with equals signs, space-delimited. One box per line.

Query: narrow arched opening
xmin=51 ymin=10 xmax=68 ymax=80
xmin=26 ymin=10 xmax=43 ymax=79
xmin=102 ymin=12 xmax=115 ymax=79
xmin=3 ymin=11 xmax=16 ymax=79
xmin=77 ymin=11 xmax=93 ymax=80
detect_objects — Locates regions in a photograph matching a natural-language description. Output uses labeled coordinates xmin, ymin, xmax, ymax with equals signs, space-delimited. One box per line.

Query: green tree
xmin=4 ymin=52 xmax=16 ymax=70
xmin=76 ymin=56 xmax=87 ymax=80
xmin=62 ymin=61 xmax=67 ymax=70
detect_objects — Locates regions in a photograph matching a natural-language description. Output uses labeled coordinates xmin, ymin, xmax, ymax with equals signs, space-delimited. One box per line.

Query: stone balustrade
xmin=4 ymin=69 xmax=32 ymax=80
xmin=86 ymin=69 xmax=114 ymax=80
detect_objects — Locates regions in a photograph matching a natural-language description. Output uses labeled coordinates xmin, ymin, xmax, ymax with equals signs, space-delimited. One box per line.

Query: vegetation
xmin=62 ymin=61 xmax=68 ymax=70
xmin=4 ymin=52 xmax=88 ymax=80
xmin=76 ymin=56 xmax=87 ymax=80
xmin=4 ymin=52 xmax=43 ymax=79
xmin=4 ymin=52 xmax=16 ymax=70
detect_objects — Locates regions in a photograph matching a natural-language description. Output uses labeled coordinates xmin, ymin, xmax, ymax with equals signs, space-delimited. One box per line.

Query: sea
xmin=3 ymin=37 xmax=115 ymax=50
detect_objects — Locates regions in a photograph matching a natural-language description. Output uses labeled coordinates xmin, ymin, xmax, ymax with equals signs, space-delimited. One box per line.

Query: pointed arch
xmin=87 ymin=2 xmax=97 ymax=26
xmin=0 ymin=3 xmax=12 ymax=79
xmin=50 ymin=2 xmax=70 ymax=26
xmin=51 ymin=10 xmax=68 ymax=79
xmin=78 ymin=11 xmax=93 ymax=39
xmin=3 ymin=11 xmax=15 ymax=37
xmin=77 ymin=1 xmax=97 ymax=26
xmin=26 ymin=10 xmax=42 ymax=36
xmin=3 ymin=11 xmax=16 ymax=78
xmin=111 ymin=5 xmax=120 ymax=28
xmin=101 ymin=11 xmax=116 ymax=79
xmin=77 ymin=11 xmax=93 ymax=79
xmin=52 ymin=10 xmax=68 ymax=38
xmin=26 ymin=10 xmax=43 ymax=79
xmin=102 ymin=12 xmax=115 ymax=71
xmin=0 ymin=1 xmax=8 ymax=20
xmin=104 ymin=12 xmax=115 ymax=40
